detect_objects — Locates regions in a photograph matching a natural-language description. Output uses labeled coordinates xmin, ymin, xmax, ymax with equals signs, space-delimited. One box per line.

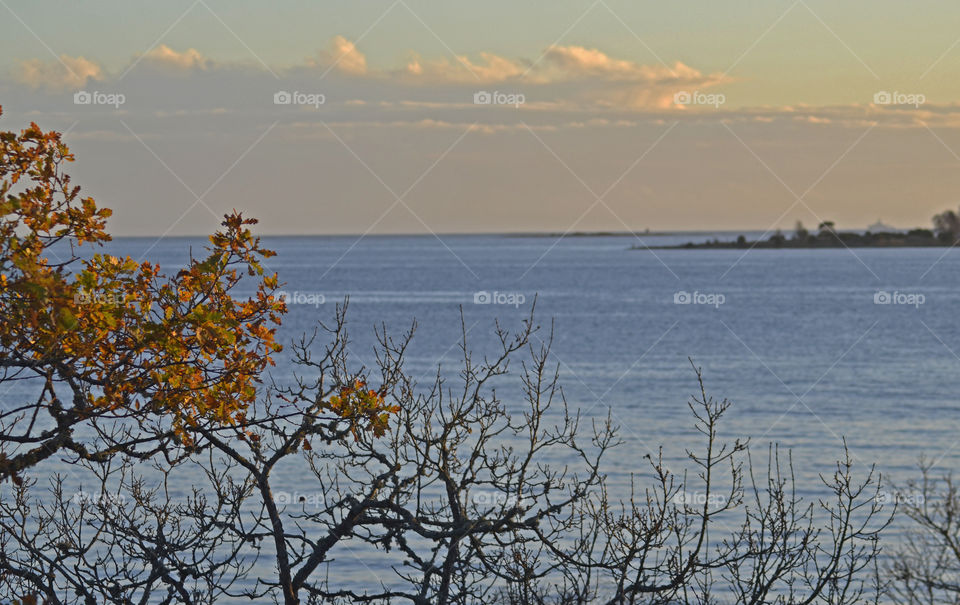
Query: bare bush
xmin=888 ymin=460 xmax=960 ymax=604
xmin=0 ymin=304 xmax=891 ymax=604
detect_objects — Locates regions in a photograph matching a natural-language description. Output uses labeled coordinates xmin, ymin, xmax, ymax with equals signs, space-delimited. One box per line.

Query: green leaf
xmin=58 ymin=307 xmax=77 ymax=330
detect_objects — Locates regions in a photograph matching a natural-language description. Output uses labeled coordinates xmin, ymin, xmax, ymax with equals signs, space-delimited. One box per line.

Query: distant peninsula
xmin=637 ymin=218 xmax=960 ymax=250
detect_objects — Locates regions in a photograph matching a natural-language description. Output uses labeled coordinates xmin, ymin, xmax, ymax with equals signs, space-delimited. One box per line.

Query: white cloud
xmin=142 ymin=45 xmax=208 ymax=70
xmin=391 ymin=43 xmax=725 ymax=110
xmin=14 ymin=36 xmax=960 ymax=130
xmin=536 ymin=46 xmax=726 ymax=109
xmin=403 ymin=51 xmax=527 ymax=83
xmin=541 ymin=45 xmax=659 ymax=80
xmin=312 ymin=35 xmax=367 ymax=75
xmin=16 ymin=55 xmax=102 ymax=91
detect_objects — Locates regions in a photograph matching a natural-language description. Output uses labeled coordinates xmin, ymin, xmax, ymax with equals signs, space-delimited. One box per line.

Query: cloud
xmin=394 ymin=44 xmax=709 ymax=86
xmin=142 ymin=45 xmax=208 ymax=70
xmin=536 ymin=45 xmax=716 ymax=83
xmin=404 ymin=51 xmax=527 ymax=83
xmin=312 ymin=35 xmax=367 ymax=75
xmin=278 ymin=118 xmax=565 ymax=139
xmin=391 ymin=43 xmax=724 ymax=110
xmin=16 ymin=55 xmax=102 ymax=91
xmin=12 ymin=38 xmax=720 ymax=111
xmin=14 ymin=36 xmax=960 ymax=130
xmin=534 ymin=46 xmax=726 ymax=109
xmin=716 ymin=103 xmax=958 ymax=129
xmin=541 ymin=45 xmax=662 ymax=80
xmin=68 ymin=129 xmax=135 ymax=142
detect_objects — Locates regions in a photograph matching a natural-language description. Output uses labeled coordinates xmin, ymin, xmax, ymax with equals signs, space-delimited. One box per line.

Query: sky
xmin=3 ymin=0 xmax=960 ymax=235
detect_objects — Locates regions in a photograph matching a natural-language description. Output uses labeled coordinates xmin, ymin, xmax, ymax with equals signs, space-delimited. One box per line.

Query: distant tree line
xmin=788 ymin=206 xmax=960 ymax=244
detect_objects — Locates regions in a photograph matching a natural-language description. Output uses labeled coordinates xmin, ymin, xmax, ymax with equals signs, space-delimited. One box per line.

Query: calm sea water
xmin=15 ymin=231 xmax=960 ymax=595
xmin=207 ymin=231 xmax=958 ymax=481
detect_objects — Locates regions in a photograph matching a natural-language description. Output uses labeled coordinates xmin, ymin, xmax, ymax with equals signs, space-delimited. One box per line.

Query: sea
xmin=9 ymin=230 xmax=960 ymax=599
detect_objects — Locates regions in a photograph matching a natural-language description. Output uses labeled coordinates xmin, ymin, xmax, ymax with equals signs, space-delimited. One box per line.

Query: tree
xmin=0 ymin=113 xmax=893 ymax=604
xmin=932 ymin=208 xmax=960 ymax=241
xmin=795 ymin=220 xmax=809 ymax=241
xmin=770 ymin=229 xmax=786 ymax=247
xmin=0 ymin=105 xmax=289 ymax=484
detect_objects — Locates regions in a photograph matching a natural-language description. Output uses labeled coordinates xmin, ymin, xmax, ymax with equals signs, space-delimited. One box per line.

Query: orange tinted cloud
xmin=312 ymin=35 xmax=367 ymax=75
xmin=143 ymin=45 xmax=208 ymax=70
xmin=17 ymin=55 xmax=102 ymax=91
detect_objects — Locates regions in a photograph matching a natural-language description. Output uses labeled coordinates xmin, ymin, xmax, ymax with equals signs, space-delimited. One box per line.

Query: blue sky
xmin=3 ymin=1 xmax=960 ymax=235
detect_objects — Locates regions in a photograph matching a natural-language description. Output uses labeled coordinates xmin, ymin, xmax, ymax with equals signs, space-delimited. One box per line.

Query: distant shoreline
xmin=637 ymin=229 xmax=954 ymax=250
xmin=104 ymin=228 xmax=930 ymax=240
xmin=507 ymin=230 xmax=715 ymax=238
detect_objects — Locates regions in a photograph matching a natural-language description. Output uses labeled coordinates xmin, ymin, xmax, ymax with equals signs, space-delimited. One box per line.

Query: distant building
xmin=867 ymin=219 xmax=899 ymax=233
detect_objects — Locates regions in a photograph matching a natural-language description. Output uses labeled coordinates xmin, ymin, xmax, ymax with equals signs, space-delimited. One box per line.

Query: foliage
xmin=0 ymin=105 xmax=286 ymax=479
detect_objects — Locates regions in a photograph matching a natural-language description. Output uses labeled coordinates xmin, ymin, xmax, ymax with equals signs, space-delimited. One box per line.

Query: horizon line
xmin=106 ymin=225 xmax=924 ymax=239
